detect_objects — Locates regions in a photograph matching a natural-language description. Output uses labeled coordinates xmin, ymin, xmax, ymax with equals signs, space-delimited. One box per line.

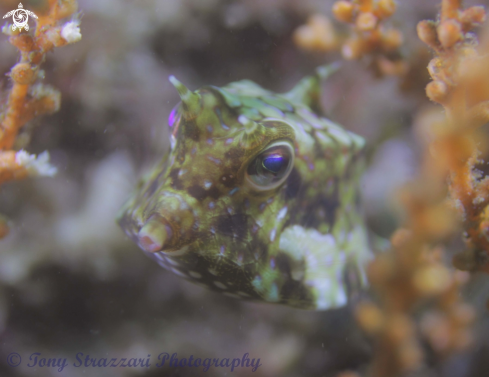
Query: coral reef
xmin=417 ymin=1 xmax=489 ymax=274
xmin=353 ymin=1 xmax=489 ymax=376
xmin=1 ymin=1 xmax=489 ymax=377
xmin=0 ymin=0 xmax=81 ymax=237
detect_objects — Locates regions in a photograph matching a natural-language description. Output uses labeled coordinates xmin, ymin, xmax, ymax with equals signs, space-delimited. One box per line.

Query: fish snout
xmin=138 ymin=214 xmax=173 ymax=253
xmin=137 ymin=195 xmax=197 ymax=253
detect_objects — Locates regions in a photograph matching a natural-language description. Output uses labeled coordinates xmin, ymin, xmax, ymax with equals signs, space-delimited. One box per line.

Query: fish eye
xmin=168 ymin=102 xmax=182 ymax=149
xmin=246 ymin=141 xmax=294 ymax=191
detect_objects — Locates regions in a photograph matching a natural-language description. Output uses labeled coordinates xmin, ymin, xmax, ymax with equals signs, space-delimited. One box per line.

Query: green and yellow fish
xmin=117 ymin=64 xmax=371 ymax=310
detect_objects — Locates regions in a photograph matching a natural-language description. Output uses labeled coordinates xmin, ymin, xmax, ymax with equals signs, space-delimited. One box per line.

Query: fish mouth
xmin=117 ymin=186 xmax=198 ymax=255
xmin=117 ymin=208 xmax=175 ymax=254
xmin=136 ymin=214 xmax=172 ymax=252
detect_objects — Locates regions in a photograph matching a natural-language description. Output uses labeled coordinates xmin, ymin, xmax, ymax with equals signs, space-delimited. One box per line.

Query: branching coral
xmin=355 ymin=231 xmax=474 ymax=376
xmin=293 ymin=14 xmax=339 ymax=53
xmin=416 ymin=1 xmax=489 ymax=274
xmin=294 ymin=0 xmax=406 ymax=77
xmin=0 ymin=0 xmax=81 ymax=238
xmin=332 ymin=0 xmax=406 ymax=76
xmin=349 ymin=1 xmax=489 ymax=376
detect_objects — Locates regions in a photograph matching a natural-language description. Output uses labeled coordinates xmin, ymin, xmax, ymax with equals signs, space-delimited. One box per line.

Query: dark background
xmin=1 ymin=0 xmax=489 ymax=376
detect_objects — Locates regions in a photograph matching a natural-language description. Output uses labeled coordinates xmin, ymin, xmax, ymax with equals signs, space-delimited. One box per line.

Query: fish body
xmin=117 ymin=65 xmax=371 ymax=310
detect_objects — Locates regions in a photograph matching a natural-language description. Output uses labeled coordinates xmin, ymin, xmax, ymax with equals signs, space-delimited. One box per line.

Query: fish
xmin=117 ymin=64 xmax=371 ymax=310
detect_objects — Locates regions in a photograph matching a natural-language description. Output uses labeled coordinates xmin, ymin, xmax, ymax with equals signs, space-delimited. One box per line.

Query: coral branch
xmin=293 ymin=15 xmax=339 ymax=52
xmin=347 ymin=2 xmax=487 ymax=376
xmin=0 ymin=150 xmax=57 ymax=185
xmin=416 ymin=1 xmax=489 ymax=272
xmin=0 ymin=0 xmax=81 ymax=238
xmin=332 ymin=0 xmax=407 ymax=76
xmin=293 ymin=0 xmax=407 ymax=78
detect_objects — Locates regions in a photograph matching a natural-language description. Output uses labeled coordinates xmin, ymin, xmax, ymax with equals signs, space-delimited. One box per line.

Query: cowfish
xmin=117 ymin=64 xmax=371 ymax=310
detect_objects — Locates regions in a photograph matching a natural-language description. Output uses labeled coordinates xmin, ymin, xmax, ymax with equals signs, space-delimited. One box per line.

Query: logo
xmin=3 ymin=3 xmax=38 ymax=32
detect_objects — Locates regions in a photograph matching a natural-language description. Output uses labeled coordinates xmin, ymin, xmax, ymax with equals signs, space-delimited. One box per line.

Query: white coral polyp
xmin=15 ymin=150 xmax=57 ymax=177
xmin=61 ymin=20 xmax=82 ymax=44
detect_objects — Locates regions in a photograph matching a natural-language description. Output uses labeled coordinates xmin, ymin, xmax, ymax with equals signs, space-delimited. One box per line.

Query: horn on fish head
xmin=169 ymin=76 xmax=202 ymax=121
xmin=283 ymin=62 xmax=341 ymax=114
xmin=168 ymin=75 xmax=206 ymax=145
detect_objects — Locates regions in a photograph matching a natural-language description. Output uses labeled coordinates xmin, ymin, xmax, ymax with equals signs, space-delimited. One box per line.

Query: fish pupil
xmin=262 ymin=155 xmax=285 ymax=174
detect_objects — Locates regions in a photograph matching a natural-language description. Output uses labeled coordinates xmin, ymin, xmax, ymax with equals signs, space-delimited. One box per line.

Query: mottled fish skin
xmin=117 ymin=64 xmax=371 ymax=310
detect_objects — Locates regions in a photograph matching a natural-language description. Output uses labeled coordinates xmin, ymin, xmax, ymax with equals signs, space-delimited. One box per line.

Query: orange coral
xmin=293 ymin=14 xmax=339 ymax=52
xmin=347 ymin=1 xmax=489 ymax=376
xmin=356 ymin=229 xmax=474 ymax=376
xmin=293 ymin=0 xmax=407 ymax=77
xmin=416 ymin=1 xmax=489 ymax=273
xmin=332 ymin=0 xmax=407 ymax=76
xmin=0 ymin=0 xmax=81 ymax=238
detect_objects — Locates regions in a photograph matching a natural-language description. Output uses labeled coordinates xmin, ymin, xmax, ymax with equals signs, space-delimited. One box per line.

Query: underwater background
xmin=1 ymin=0 xmax=489 ymax=376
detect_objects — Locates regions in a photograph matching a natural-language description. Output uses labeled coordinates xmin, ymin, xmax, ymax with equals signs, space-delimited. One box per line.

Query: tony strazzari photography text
xmin=7 ymin=352 xmax=262 ymax=372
